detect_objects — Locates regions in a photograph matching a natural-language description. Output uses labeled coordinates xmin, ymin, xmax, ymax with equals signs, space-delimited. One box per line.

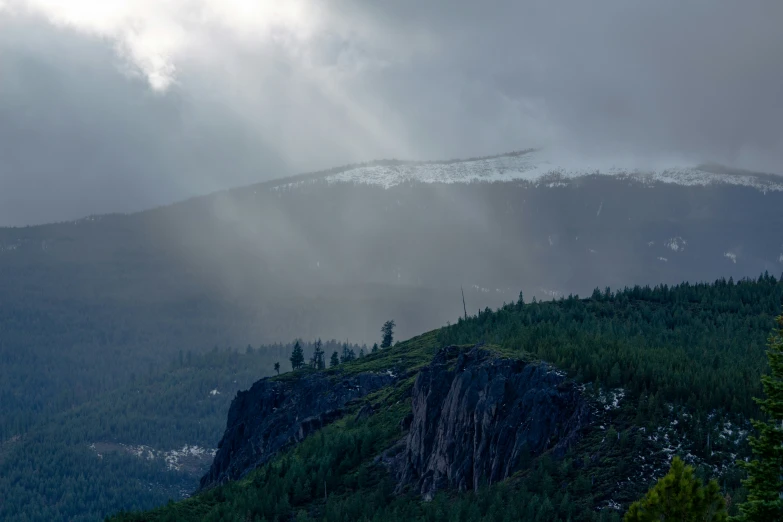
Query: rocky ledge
xmin=392 ymin=346 xmax=589 ymax=499
xmin=199 ymin=369 xmax=396 ymax=490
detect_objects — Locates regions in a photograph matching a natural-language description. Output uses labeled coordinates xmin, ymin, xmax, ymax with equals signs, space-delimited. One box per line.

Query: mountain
xmin=2 ymin=150 xmax=782 ymax=520
xmin=278 ymin=149 xmax=783 ymax=192
xmin=3 ymin=150 xmax=781 ymax=429
xmin=111 ymin=276 xmax=783 ymax=521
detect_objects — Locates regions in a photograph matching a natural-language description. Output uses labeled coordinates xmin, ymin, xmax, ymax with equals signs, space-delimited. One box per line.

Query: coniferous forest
xmin=3 ymin=3 xmax=782 ymax=520
xmin=97 ymin=275 xmax=783 ymax=522
xmin=2 ymin=275 xmax=781 ymax=521
xmin=3 ymin=3 xmax=783 ymax=520
xmin=0 ymin=339 xmax=365 ymax=522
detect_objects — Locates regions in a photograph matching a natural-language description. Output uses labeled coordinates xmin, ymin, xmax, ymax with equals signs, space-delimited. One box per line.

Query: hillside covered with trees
xmin=0 ymin=339 xmax=366 ymax=522
xmin=4 ymin=168 xmax=783 ymax=442
xmin=109 ymin=275 xmax=782 ymax=521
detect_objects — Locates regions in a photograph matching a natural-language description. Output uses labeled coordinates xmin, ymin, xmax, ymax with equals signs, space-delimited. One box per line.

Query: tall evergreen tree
xmin=380 ymin=320 xmax=395 ymax=349
xmin=310 ymin=338 xmax=325 ymax=370
xmin=737 ymin=313 xmax=783 ymax=521
xmin=274 ymin=362 xmax=280 ymax=375
xmin=625 ymin=456 xmax=727 ymax=521
xmin=371 ymin=342 xmax=379 ymax=353
xmin=330 ymin=351 xmax=340 ymax=367
xmin=340 ymin=344 xmax=355 ymax=363
xmin=289 ymin=341 xmax=305 ymax=370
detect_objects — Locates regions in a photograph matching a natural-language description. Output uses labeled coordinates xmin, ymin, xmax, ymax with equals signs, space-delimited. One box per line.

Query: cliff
xmin=392 ymin=346 xmax=589 ymax=499
xmin=200 ymin=345 xmax=589 ymax=498
xmin=199 ymin=369 xmax=396 ymax=490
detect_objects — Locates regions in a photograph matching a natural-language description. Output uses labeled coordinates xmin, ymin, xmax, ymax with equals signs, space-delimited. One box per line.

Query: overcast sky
xmin=1 ymin=1 xmax=781 ymax=226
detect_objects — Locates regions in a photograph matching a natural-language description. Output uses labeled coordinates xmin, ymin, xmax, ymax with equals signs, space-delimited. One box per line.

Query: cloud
xmin=3 ymin=1 xmax=323 ymax=91
xmin=0 ymin=1 xmax=782 ymax=225
xmin=3 ymin=1 xmax=438 ymax=93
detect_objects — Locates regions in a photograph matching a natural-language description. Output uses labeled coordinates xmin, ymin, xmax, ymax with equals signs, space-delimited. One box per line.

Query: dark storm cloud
xmin=361 ymin=1 xmax=783 ymax=168
xmin=0 ymin=1 xmax=781 ymax=226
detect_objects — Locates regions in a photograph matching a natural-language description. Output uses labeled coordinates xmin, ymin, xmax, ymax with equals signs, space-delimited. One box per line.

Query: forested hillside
xmin=4 ymin=155 xmax=783 ymax=442
xmin=439 ymin=275 xmax=782 ymax=418
xmin=0 ymin=339 xmax=365 ymax=522
xmin=111 ymin=275 xmax=782 ymax=522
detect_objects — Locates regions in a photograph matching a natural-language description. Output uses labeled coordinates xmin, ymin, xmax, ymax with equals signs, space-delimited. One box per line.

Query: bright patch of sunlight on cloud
xmin=2 ymin=0 xmax=323 ymax=90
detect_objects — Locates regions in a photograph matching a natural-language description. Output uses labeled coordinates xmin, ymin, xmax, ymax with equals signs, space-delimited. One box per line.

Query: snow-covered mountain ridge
xmin=274 ymin=150 xmax=783 ymax=193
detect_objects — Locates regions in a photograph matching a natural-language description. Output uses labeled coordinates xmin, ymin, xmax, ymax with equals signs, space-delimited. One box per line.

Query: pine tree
xmin=624 ymin=456 xmax=727 ymax=521
xmin=381 ymin=320 xmax=395 ymax=349
xmin=516 ymin=290 xmax=525 ymax=310
xmin=289 ymin=341 xmax=305 ymax=370
xmin=310 ymin=338 xmax=325 ymax=370
xmin=274 ymin=362 xmax=280 ymax=375
xmin=330 ymin=351 xmax=339 ymax=367
xmin=737 ymin=313 xmax=783 ymax=521
xmin=372 ymin=342 xmax=379 ymax=353
xmin=340 ymin=344 xmax=355 ymax=364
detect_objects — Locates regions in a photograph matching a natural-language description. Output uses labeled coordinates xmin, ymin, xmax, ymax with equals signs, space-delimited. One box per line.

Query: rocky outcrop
xmin=394 ymin=346 xmax=589 ymax=499
xmin=199 ymin=370 xmax=395 ymax=490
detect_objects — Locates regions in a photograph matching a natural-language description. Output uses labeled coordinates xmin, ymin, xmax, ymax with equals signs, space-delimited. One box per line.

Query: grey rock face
xmin=199 ymin=370 xmax=395 ymax=490
xmin=396 ymin=346 xmax=589 ymax=499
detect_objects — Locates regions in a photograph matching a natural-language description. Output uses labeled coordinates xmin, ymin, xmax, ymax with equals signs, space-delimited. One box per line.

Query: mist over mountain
xmin=3 ymin=153 xmax=783 ymax=521
xmin=3 ymin=151 xmax=782 ymax=437
xmin=2 ymin=2 xmax=782 ymax=226
xmin=2 ymin=2 xmax=783 ymax=521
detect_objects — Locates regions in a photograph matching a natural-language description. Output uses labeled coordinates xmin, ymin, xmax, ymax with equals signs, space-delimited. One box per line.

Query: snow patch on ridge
xmin=665 ymin=237 xmax=687 ymax=252
xmin=539 ymin=288 xmax=563 ymax=299
xmin=273 ymin=150 xmax=783 ymax=192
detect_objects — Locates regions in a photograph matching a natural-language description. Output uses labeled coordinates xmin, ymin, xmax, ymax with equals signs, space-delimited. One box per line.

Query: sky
xmin=0 ymin=1 xmax=781 ymax=226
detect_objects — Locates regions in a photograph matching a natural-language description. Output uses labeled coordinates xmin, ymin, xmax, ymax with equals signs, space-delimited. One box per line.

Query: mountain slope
xmin=3 ymin=151 xmax=782 ymax=438
xmin=111 ymin=276 xmax=782 ymax=521
xmin=0 ymin=340 xmax=363 ymax=522
xmin=278 ymin=149 xmax=783 ymax=192
xmin=2 ymin=151 xmax=782 ymax=520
